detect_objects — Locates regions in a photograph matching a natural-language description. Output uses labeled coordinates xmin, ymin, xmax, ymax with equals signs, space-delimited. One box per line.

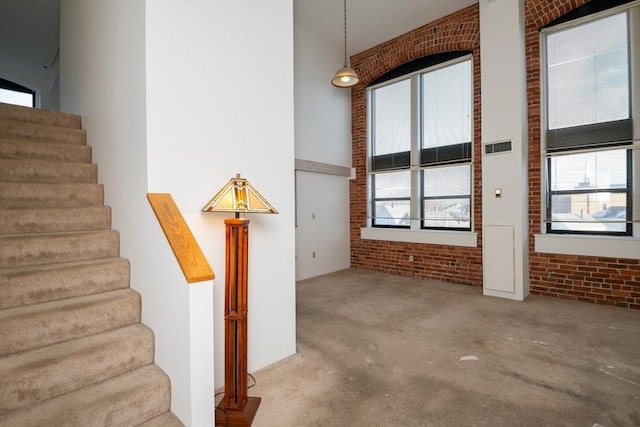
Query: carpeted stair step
xmin=0 ymin=230 xmax=119 ymax=269
xmin=0 ymin=206 xmax=111 ymax=235
xmin=0 ymin=257 xmax=130 ymax=310
xmin=0 ymin=120 xmax=86 ymax=145
xmin=0 ymin=364 xmax=172 ymax=427
xmin=0 ymin=323 xmax=155 ymax=415
xmin=0 ymin=182 xmax=104 ymax=208
xmin=0 ymin=288 xmax=141 ymax=357
xmin=0 ymin=158 xmax=97 ymax=184
xmin=137 ymin=411 xmax=185 ymax=427
xmin=0 ymin=103 xmax=81 ymax=129
xmin=0 ymin=138 xmax=92 ymax=163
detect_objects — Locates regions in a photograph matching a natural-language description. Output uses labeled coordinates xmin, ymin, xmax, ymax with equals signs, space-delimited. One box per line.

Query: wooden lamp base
xmin=203 ymin=175 xmax=276 ymax=427
xmin=215 ymin=397 xmax=261 ymax=427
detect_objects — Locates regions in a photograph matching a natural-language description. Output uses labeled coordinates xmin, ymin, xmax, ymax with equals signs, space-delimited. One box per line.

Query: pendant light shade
xmin=332 ymin=0 xmax=358 ymax=88
xmin=332 ymin=65 xmax=359 ymax=88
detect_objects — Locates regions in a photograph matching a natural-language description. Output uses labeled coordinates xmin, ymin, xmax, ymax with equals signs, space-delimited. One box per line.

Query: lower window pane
xmin=549 ymin=149 xmax=627 ymax=191
xmin=374 ymin=200 xmax=410 ymax=226
xmin=423 ymin=164 xmax=470 ymax=197
xmin=422 ymin=164 xmax=471 ymax=229
xmin=550 ymin=192 xmax=627 ymax=233
xmin=423 ymin=197 xmax=470 ymax=229
xmin=373 ymin=171 xmax=411 ymax=227
xmin=373 ymin=171 xmax=410 ymax=198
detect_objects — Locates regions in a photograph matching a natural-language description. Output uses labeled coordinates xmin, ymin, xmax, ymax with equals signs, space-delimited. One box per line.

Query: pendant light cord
xmin=331 ymin=0 xmax=358 ymax=87
xmin=343 ymin=0 xmax=348 ymax=66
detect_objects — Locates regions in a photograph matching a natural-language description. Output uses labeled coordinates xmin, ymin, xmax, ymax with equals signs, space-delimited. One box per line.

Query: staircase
xmin=0 ymin=103 xmax=183 ymax=426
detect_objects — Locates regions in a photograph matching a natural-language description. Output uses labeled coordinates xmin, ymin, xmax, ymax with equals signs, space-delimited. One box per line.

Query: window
xmin=368 ymin=54 xmax=473 ymax=231
xmin=0 ymin=78 xmax=35 ymax=107
xmin=542 ymin=2 xmax=638 ymax=236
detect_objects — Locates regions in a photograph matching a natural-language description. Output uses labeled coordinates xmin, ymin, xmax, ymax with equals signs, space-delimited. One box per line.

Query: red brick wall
xmin=525 ymin=0 xmax=640 ymax=309
xmin=349 ymin=5 xmax=483 ymax=287
xmin=349 ymin=1 xmax=640 ymax=308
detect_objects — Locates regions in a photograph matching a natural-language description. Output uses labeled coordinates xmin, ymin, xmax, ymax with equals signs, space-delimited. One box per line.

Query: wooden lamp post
xmin=203 ymin=174 xmax=277 ymax=427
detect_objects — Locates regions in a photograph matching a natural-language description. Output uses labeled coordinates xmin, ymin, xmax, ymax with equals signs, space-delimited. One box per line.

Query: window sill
xmin=534 ymin=233 xmax=640 ymax=260
xmin=360 ymin=227 xmax=478 ymax=247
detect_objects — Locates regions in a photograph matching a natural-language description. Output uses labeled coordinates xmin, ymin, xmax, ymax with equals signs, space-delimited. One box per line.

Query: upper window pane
xmin=422 ymin=60 xmax=472 ymax=148
xmin=546 ymin=12 xmax=629 ymax=130
xmin=372 ymin=79 xmax=411 ymax=156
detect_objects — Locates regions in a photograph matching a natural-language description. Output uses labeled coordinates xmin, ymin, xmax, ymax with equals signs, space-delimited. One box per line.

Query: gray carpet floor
xmin=248 ymin=268 xmax=640 ymax=427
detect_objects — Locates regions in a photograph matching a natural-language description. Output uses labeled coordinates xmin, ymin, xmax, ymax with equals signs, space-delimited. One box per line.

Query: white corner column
xmin=479 ymin=0 xmax=529 ymax=301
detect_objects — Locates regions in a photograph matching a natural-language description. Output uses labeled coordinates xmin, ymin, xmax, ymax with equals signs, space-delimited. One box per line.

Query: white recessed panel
xmin=483 ymin=225 xmax=515 ymax=293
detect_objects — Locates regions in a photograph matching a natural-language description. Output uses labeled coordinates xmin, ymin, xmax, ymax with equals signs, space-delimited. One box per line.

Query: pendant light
xmin=331 ymin=0 xmax=359 ymax=88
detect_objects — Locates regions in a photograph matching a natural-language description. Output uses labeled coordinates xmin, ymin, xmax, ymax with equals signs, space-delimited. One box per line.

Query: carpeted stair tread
xmin=0 ymin=323 xmax=155 ymax=415
xmin=0 ymin=206 xmax=111 ymax=235
xmin=0 ymin=182 xmax=104 ymax=208
xmin=136 ymin=411 xmax=185 ymax=427
xmin=0 ymin=230 xmax=120 ymax=269
xmin=0 ymin=103 xmax=81 ymax=129
xmin=0 ymin=158 xmax=97 ymax=184
xmin=0 ymin=102 xmax=181 ymax=425
xmin=0 ymin=137 xmax=92 ymax=163
xmin=0 ymin=364 xmax=172 ymax=427
xmin=0 ymin=257 xmax=130 ymax=310
xmin=0 ymin=120 xmax=86 ymax=145
xmin=0 ymin=288 xmax=141 ymax=357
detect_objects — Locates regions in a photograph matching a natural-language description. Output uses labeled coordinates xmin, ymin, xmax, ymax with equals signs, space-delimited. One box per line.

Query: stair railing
xmin=147 ymin=193 xmax=214 ymax=283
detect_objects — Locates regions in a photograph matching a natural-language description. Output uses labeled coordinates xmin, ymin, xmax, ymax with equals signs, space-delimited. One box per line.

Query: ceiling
xmin=0 ymin=0 xmax=478 ymax=88
xmin=295 ymin=0 xmax=478 ymax=55
xmin=0 ymin=0 xmax=60 ymax=76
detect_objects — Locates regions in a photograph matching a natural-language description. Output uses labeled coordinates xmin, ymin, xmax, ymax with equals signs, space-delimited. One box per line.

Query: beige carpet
xmin=249 ymin=268 xmax=640 ymax=426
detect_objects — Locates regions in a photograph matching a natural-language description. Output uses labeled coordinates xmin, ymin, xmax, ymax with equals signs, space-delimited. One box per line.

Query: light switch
xmin=495 ymin=188 xmax=502 ymax=198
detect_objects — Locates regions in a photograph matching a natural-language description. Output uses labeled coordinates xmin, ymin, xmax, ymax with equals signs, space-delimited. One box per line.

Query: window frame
xmin=0 ymin=78 xmax=35 ymax=108
xmin=367 ymin=53 xmax=474 ymax=233
xmin=540 ymin=2 xmax=639 ymax=238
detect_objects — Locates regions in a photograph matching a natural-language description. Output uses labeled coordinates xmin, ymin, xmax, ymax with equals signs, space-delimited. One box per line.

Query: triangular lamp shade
xmin=202 ymin=174 xmax=278 ymax=214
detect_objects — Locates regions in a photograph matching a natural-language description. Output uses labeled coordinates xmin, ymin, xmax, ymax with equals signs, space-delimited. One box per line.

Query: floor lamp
xmin=203 ymin=174 xmax=277 ymax=427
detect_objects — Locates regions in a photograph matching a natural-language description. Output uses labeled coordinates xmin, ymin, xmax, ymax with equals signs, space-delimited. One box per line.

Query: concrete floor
xmin=247 ymin=268 xmax=640 ymax=426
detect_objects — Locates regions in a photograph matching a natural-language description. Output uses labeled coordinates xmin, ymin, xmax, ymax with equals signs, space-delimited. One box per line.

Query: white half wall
xmin=294 ymin=21 xmax=351 ymax=281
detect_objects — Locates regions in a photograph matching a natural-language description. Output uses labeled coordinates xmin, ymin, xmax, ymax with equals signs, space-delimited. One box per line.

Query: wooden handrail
xmin=147 ymin=193 xmax=214 ymax=283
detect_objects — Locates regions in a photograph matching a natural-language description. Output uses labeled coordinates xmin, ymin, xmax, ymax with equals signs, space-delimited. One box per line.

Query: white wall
xmin=294 ymin=22 xmax=351 ymax=280
xmin=59 ymin=1 xmax=205 ymax=423
xmin=145 ymin=0 xmax=296 ymax=409
xmin=61 ymin=1 xmax=295 ymax=425
xmin=0 ymin=0 xmax=60 ymax=109
xmin=296 ymin=171 xmax=350 ymax=280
